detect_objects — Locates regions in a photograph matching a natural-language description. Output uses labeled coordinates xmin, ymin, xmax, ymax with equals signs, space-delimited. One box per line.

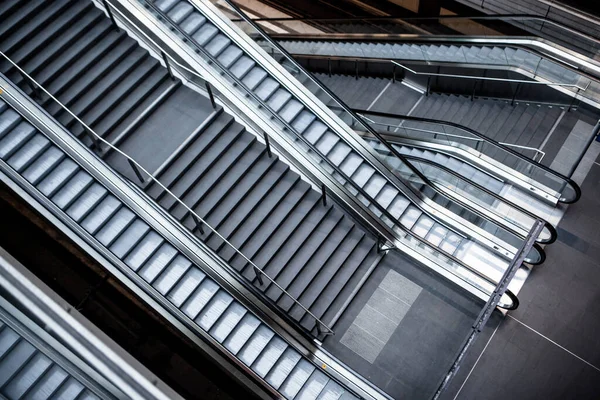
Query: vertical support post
xmin=321 ymin=184 xmax=327 ymax=206
xmin=83 ymin=127 xmax=102 ymax=152
xmin=128 ymin=159 xmax=145 ymax=183
xmin=471 ymin=80 xmax=479 ymax=101
xmin=328 ymin=58 xmax=332 ymax=77
xmin=263 ymin=132 xmax=272 ymax=158
xmin=205 ymin=82 xmax=216 ymax=109
xmin=568 ymin=88 xmax=580 ymax=112
xmin=162 ymin=52 xmax=175 ymax=81
xmin=191 ymin=214 xmax=205 ymax=235
xmin=511 ymin=83 xmax=521 ymax=106
xmin=393 ymin=64 xmax=396 ymax=83
xmin=102 ymin=0 xmax=119 ymax=31
xmin=355 ymin=59 xmax=359 ymax=80
xmin=19 ymin=72 xmax=40 ymax=100
xmin=426 ymin=76 xmax=431 ymax=96
xmin=254 ymin=266 xmax=264 ymax=285
xmin=316 ymin=323 xmax=323 ymax=337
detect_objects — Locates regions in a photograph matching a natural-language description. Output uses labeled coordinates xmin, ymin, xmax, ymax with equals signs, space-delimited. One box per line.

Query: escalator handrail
xmin=352 ymin=108 xmax=582 ymax=203
xmin=398 ymin=153 xmax=558 ymax=244
xmin=390 ymin=60 xmax=581 ymax=88
xmin=216 ymin=0 xmax=532 ymax=261
xmin=358 ymin=112 xmax=545 ymax=161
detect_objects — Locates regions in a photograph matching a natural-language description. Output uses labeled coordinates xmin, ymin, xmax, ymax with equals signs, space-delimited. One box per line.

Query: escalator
xmin=257 ymin=21 xmax=600 ymax=111
xmin=0 ymin=80 xmax=370 ymax=399
xmin=135 ymin=0 xmax=544 ymax=284
xmin=0 ymin=0 xmax=532 ymax=315
xmin=352 ymin=107 xmax=576 ymax=227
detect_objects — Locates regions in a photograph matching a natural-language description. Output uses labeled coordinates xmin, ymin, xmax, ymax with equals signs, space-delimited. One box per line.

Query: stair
xmin=0 ymin=0 xmax=382 ymax=338
xmin=0 ymin=98 xmax=358 ymax=399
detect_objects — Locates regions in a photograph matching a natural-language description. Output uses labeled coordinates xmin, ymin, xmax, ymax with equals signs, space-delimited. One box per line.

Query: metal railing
xmin=0 ymin=21 xmax=336 ymax=337
xmin=357 ymin=113 xmax=546 ymax=162
xmin=351 ymin=108 xmax=581 ymax=204
xmin=147 ymin=0 xmax=535 ymax=305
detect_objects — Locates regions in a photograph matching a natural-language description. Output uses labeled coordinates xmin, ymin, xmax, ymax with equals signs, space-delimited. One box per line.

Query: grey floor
xmin=440 ymin=150 xmax=600 ymax=400
xmin=315 ymin=72 xmax=600 ymax=399
xmin=322 ymin=249 xmax=485 ymax=400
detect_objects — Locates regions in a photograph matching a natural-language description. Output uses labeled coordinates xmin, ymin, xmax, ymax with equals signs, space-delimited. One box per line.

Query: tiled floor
xmin=440 ymin=152 xmax=600 ymax=400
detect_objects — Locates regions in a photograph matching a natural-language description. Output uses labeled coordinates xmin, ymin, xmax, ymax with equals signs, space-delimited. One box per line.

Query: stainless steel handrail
xmin=0 ymin=45 xmax=335 ymax=336
xmin=136 ymin=0 xmax=523 ymax=303
xmin=357 ymin=113 xmax=546 ymax=161
xmin=390 ymin=60 xmax=583 ymax=88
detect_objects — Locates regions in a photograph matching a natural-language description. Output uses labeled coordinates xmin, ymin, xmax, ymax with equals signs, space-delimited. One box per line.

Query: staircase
xmin=0 ymin=0 xmax=384 ymax=337
xmin=0 ymin=97 xmax=360 ymax=399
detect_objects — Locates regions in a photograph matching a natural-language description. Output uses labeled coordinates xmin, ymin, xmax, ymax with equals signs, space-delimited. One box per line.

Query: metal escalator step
xmin=279 ymin=359 xmax=315 ymax=399
xmin=138 ymin=243 xmax=178 ymax=281
xmin=303 ymin=121 xmax=329 ymax=145
xmin=0 ymin=340 xmax=37 ymax=387
xmin=123 ymin=231 xmax=165 ymax=272
xmin=223 ymin=313 xmax=261 ymax=355
xmin=36 ymin=158 xmax=79 ymax=198
xmin=197 ymin=289 xmax=234 ymax=330
xmin=109 ymin=219 xmax=151 ymax=259
xmin=265 ymin=347 xmax=302 ymax=389
xmin=217 ymin=45 xmax=244 ymax=69
xmin=51 ymin=170 xmax=94 ymax=210
xmin=267 ymin=89 xmax=293 ymax=113
xmin=50 ymin=377 xmax=87 ymax=400
xmin=206 ymin=34 xmax=232 ymax=58
xmin=24 ymin=364 xmax=70 ymax=399
xmin=0 ymin=122 xmax=37 ymax=160
xmin=279 ymin=99 xmax=304 ymax=123
xmin=6 ymin=134 xmax=50 ymax=172
xmin=296 ymin=370 xmax=330 ymax=400
xmin=192 ymin=22 xmax=219 ymax=46
xmin=94 ymin=207 xmax=136 ymax=247
xmin=316 ymin=380 xmax=345 ymax=400
xmin=181 ymin=278 xmax=220 ymax=320
xmin=80 ymin=195 xmax=121 ymax=235
xmin=252 ymin=335 xmax=288 ymax=378
xmin=242 ymin=67 xmax=269 ymax=91
xmin=209 ymin=301 xmax=247 ymax=343
xmin=152 ymin=255 xmax=192 ymax=296
xmin=166 ymin=2 xmax=194 ymax=23
xmin=3 ymin=351 xmax=53 ymax=399
xmin=167 ymin=267 xmax=206 ymax=308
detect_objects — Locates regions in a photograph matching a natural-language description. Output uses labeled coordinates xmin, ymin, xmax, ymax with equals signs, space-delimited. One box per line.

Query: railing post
xmin=127 ymin=159 xmax=145 ymax=183
xmin=393 ymin=64 xmax=396 ymax=83
xmin=355 ymin=59 xmax=359 ymax=80
xmin=191 ymin=214 xmax=205 ymax=235
xmin=471 ymin=80 xmax=478 ymax=101
xmin=426 ymin=76 xmax=431 ymax=96
xmin=321 ymin=184 xmax=327 ymax=206
xmin=254 ymin=266 xmax=264 ymax=285
xmin=83 ymin=127 xmax=102 ymax=152
xmin=205 ymin=82 xmax=216 ymax=109
xmin=568 ymin=88 xmax=580 ymax=112
xmin=263 ymin=132 xmax=272 ymax=158
xmin=511 ymin=83 xmax=521 ymax=106
xmin=17 ymin=70 xmax=40 ymax=100
xmin=161 ymin=51 xmax=175 ymax=81
xmin=102 ymin=0 xmax=120 ymax=31
xmin=316 ymin=323 xmax=323 ymax=337
xmin=328 ymin=58 xmax=332 ymax=78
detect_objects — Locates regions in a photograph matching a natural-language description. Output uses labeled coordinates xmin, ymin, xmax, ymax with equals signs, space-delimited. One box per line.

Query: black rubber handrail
xmin=352 ymin=108 xmax=582 ymax=203
xmin=398 ymin=153 xmax=558 ymax=244
xmin=145 ymin=0 xmax=520 ymax=306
